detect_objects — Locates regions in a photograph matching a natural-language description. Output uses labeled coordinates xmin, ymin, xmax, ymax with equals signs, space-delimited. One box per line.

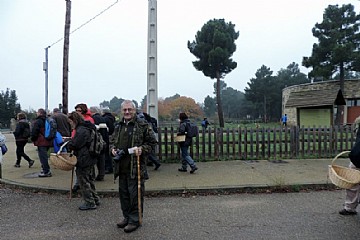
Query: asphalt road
xmin=0 ymin=185 xmax=358 ymax=240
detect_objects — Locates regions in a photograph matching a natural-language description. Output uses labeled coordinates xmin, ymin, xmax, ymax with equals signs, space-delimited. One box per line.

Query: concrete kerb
xmin=0 ymin=176 xmax=339 ymax=198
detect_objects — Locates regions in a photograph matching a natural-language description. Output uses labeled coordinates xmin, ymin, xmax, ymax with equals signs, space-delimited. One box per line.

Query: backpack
xmin=201 ymin=120 xmax=206 ymax=127
xmin=88 ymin=128 xmax=106 ymax=157
xmin=45 ymin=117 xmax=57 ymax=141
xmin=1 ymin=144 xmax=7 ymax=155
xmin=150 ymin=117 xmax=158 ymax=133
xmin=22 ymin=122 xmax=31 ymax=139
xmin=186 ymin=122 xmax=198 ymax=138
xmin=0 ymin=132 xmax=6 ymax=146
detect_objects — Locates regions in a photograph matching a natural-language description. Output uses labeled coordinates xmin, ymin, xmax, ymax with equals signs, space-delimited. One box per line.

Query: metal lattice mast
xmin=147 ymin=0 xmax=158 ymax=119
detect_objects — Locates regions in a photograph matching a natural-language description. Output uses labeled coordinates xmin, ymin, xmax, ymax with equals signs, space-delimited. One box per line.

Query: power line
xmin=48 ymin=0 xmax=120 ymax=48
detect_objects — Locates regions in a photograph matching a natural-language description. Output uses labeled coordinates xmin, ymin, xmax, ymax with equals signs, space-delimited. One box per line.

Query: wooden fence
xmin=156 ymin=125 xmax=356 ymax=162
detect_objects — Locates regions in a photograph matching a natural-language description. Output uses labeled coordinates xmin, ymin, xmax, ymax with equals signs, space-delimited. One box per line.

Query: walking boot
xmin=124 ymin=224 xmax=139 ymax=233
xmin=78 ymin=202 xmax=96 ymax=210
xmin=116 ymin=219 xmax=128 ymax=228
xmin=154 ymin=162 xmax=161 ymax=170
xmin=190 ymin=166 xmax=198 ymax=174
xmin=28 ymin=160 xmax=35 ymax=168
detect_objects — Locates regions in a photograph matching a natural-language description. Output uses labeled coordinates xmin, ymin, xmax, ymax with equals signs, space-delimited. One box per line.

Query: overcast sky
xmin=1 ymin=0 xmax=360 ymax=111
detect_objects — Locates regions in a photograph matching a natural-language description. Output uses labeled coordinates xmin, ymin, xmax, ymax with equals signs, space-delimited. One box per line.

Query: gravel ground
xmin=0 ymin=183 xmax=359 ymax=240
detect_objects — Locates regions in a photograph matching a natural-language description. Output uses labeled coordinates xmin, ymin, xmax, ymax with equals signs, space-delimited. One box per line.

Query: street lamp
xmin=43 ymin=46 xmax=50 ymax=113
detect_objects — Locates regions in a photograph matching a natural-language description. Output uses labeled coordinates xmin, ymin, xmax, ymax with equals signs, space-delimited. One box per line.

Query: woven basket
xmin=175 ymin=135 xmax=186 ymax=142
xmin=328 ymin=151 xmax=360 ymax=189
xmin=50 ymin=142 xmax=77 ymax=171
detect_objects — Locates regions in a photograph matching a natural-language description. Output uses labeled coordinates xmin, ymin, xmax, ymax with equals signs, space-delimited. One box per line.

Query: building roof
xmin=285 ymin=89 xmax=345 ymax=108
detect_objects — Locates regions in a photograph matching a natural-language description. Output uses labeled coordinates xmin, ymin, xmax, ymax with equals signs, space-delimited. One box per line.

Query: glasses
xmin=122 ymin=108 xmax=134 ymax=112
xmin=76 ymin=109 xmax=82 ymax=113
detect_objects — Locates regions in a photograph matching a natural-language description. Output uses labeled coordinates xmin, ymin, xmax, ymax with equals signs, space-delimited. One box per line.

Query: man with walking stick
xmin=110 ymin=100 xmax=157 ymax=233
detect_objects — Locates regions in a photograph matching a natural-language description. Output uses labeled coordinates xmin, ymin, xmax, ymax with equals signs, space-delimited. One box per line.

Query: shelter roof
xmin=285 ymin=89 xmax=345 ymax=108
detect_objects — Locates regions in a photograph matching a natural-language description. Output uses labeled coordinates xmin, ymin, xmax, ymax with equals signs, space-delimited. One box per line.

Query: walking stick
xmin=69 ymin=167 xmax=74 ymax=200
xmin=137 ymin=154 xmax=142 ymax=225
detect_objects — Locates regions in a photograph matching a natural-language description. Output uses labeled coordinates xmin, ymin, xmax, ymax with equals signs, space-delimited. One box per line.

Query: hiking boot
xmin=190 ymin=166 xmax=198 ymax=174
xmin=78 ymin=203 xmax=96 ymax=211
xmin=95 ymin=176 xmax=104 ymax=181
xmin=38 ymin=171 xmax=52 ymax=177
xmin=144 ymin=171 xmax=150 ymax=180
xmin=124 ymin=224 xmax=139 ymax=233
xmin=72 ymin=185 xmax=80 ymax=192
xmin=14 ymin=163 xmax=20 ymax=168
xmin=28 ymin=160 xmax=35 ymax=168
xmin=116 ymin=219 xmax=128 ymax=228
xmin=339 ymin=209 xmax=357 ymax=215
xmin=154 ymin=163 xmax=161 ymax=170
xmin=178 ymin=168 xmax=187 ymax=172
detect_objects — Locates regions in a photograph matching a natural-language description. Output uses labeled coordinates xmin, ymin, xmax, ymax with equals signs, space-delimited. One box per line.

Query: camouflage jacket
xmin=110 ymin=115 xmax=158 ymax=180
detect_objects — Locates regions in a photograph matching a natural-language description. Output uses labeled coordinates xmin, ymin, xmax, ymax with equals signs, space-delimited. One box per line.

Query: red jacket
xmin=31 ymin=116 xmax=52 ymax=147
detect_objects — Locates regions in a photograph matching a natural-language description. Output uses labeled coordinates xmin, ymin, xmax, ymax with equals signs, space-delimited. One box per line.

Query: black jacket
xmin=13 ymin=120 xmax=30 ymax=141
xmin=67 ymin=121 xmax=97 ymax=168
xmin=102 ymin=112 xmax=115 ymax=136
xmin=92 ymin=113 xmax=108 ymax=143
xmin=178 ymin=119 xmax=192 ymax=147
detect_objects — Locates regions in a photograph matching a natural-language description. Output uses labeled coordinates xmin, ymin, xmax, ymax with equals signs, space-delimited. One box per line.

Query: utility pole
xmin=43 ymin=46 xmax=50 ymax=113
xmin=147 ymin=0 xmax=158 ymax=120
xmin=62 ymin=0 xmax=71 ymax=114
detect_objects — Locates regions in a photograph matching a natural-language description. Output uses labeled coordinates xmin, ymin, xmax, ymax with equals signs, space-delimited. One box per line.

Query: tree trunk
xmin=62 ymin=0 xmax=71 ymax=114
xmin=263 ymin=95 xmax=267 ymax=123
xmin=216 ymin=71 xmax=224 ymax=128
xmin=335 ymin=62 xmax=345 ymax=126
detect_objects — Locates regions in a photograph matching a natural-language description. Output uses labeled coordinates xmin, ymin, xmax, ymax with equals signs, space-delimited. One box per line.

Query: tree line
xmin=1 ymin=4 xmax=360 ymax=127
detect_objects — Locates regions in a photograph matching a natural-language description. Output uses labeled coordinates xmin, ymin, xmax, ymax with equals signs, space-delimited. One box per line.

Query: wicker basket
xmin=50 ymin=142 xmax=77 ymax=171
xmin=175 ymin=135 xmax=186 ymax=142
xmin=328 ymin=151 xmax=360 ymax=189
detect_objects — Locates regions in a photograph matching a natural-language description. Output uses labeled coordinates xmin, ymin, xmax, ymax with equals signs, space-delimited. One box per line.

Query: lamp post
xmin=43 ymin=46 xmax=50 ymax=113
xmin=147 ymin=0 xmax=158 ymax=120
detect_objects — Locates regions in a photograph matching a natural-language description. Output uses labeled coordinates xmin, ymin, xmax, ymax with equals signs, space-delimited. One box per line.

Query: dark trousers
xmin=96 ymin=153 xmax=105 ymax=177
xmin=37 ymin=146 xmax=50 ymax=173
xmin=15 ymin=140 xmax=32 ymax=164
xmin=104 ymin=142 xmax=113 ymax=172
xmin=118 ymin=173 xmax=145 ymax=225
xmin=148 ymin=152 xmax=160 ymax=166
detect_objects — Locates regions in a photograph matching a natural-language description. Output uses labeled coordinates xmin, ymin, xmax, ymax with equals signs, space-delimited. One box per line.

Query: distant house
xmin=282 ymin=80 xmax=360 ymax=127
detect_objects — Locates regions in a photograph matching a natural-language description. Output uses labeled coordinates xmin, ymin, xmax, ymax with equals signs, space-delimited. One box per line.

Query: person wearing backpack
xmin=102 ymin=107 xmax=116 ymax=174
xmin=138 ymin=112 xmax=161 ymax=171
xmin=177 ymin=112 xmax=198 ymax=174
xmin=201 ymin=117 xmax=210 ymax=130
xmin=90 ymin=106 xmax=108 ymax=181
xmin=67 ymin=111 xmax=100 ymax=210
xmin=31 ymin=108 xmax=53 ymax=177
xmin=72 ymin=103 xmax=95 ymax=192
xmin=13 ymin=112 xmax=34 ymax=168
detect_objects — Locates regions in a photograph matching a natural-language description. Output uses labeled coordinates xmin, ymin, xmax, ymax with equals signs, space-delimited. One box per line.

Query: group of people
xmin=8 ymin=104 xmax=360 ymax=233
xmin=10 ymin=100 xmax=201 ymax=233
